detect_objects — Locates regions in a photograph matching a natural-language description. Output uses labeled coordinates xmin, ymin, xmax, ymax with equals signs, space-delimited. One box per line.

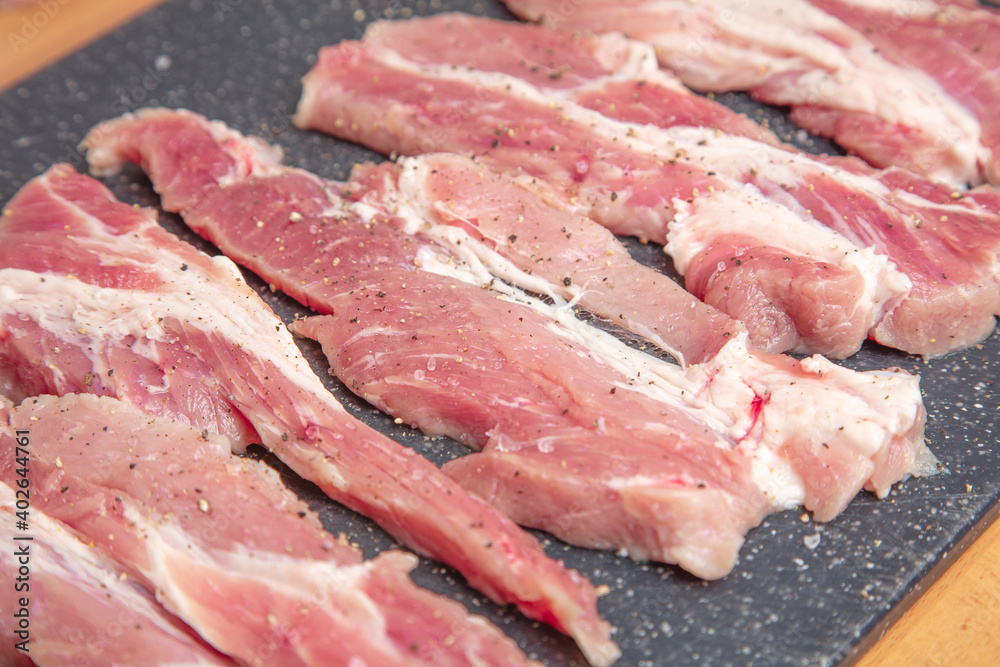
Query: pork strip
xmin=81 ymin=109 xmax=930 ymax=563
xmin=0 ymin=393 xmax=534 ymax=666
xmin=294 ymin=34 xmax=903 ymax=358
xmin=502 ymin=0 xmax=988 ymax=186
xmin=0 ymin=164 xmax=618 ymax=666
xmin=292 ymin=20 xmax=1000 ymax=359
xmin=0 ymin=482 xmax=232 ymax=667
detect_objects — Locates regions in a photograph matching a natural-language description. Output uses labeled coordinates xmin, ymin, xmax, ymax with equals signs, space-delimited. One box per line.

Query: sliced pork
xmin=294 ymin=29 xmax=897 ymax=359
xmin=503 ymin=0 xmax=991 ymax=187
xmin=0 ymin=393 xmax=531 ymax=667
xmin=290 ymin=274 xmax=773 ymax=579
xmin=80 ymin=108 xmax=931 ymax=579
xmin=805 ymin=0 xmax=1000 ymax=185
xmin=348 ymin=154 xmax=742 ymax=367
xmin=361 ymin=10 xmax=784 ymax=147
xmin=0 ymin=484 xmax=231 ymax=666
xmin=294 ymin=290 xmax=932 ymax=526
xmin=0 ymin=164 xmax=618 ymax=666
xmin=293 ymin=13 xmax=1000 ymax=359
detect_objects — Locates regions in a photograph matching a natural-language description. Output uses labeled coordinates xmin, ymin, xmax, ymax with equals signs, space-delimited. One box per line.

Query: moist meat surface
xmin=0 ymin=163 xmax=617 ymax=666
xmin=293 ymin=14 xmax=1000 ymax=358
xmin=1 ymin=393 xmax=535 ymax=666
xmin=81 ymin=108 xmax=931 ymax=580
xmin=502 ymin=0 xmax=994 ymax=186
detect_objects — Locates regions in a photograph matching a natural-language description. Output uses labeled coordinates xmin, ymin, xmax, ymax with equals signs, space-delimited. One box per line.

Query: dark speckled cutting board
xmin=1 ymin=1 xmax=998 ymax=665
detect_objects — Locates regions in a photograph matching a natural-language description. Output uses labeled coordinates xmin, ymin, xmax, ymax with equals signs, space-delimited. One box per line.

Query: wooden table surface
xmin=2 ymin=2 xmax=998 ymax=665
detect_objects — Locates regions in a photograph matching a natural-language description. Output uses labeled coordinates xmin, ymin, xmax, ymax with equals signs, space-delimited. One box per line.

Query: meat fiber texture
xmin=79 ymin=108 xmax=932 ymax=581
xmin=347 ymin=155 xmax=742 ymax=368
xmin=343 ymin=152 xmax=934 ymax=514
xmin=297 ymin=11 xmax=1000 ymax=357
xmin=0 ymin=165 xmax=618 ymax=666
xmin=0 ymin=393 xmax=533 ymax=667
xmin=503 ymin=0 xmax=1000 ymax=188
xmin=0 ymin=398 xmax=232 ymax=667
xmin=0 ymin=483 xmax=233 ymax=667
xmin=290 ymin=282 xmax=774 ymax=581
xmin=804 ymin=0 xmax=1000 ymax=186
xmin=292 ymin=13 xmax=1000 ymax=360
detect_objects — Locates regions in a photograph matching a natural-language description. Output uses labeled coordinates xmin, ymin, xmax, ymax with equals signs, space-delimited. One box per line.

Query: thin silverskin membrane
xmin=0 ymin=164 xmax=618 ymax=666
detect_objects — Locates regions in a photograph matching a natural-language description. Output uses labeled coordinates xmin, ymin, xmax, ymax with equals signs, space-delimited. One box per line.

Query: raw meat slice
xmin=366 ymin=12 xmax=997 ymax=204
xmin=79 ymin=109 xmax=931 ymax=576
xmin=806 ymin=0 xmax=1000 ymax=185
xmin=289 ymin=273 xmax=775 ymax=579
xmin=292 ymin=16 xmax=1000 ymax=358
xmin=347 ymin=154 xmax=742 ymax=366
xmin=78 ymin=111 xmax=766 ymax=576
xmin=290 ymin=274 xmax=931 ymax=526
xmin=362 ymin=11 xmax=784 ymax=146
xmin=294 ymin=36 xmax=898 ymax=359
xmin=289 ymin=266 xmax=929 ymax=575
xmin=0 ymin=392 xmax=532 ymax=667
xmin=0 ymin=480 xmax=233 ymax=667
xmin=502 ymin=0 xmax=988 ymax=186
xmin=83 ymin=108 xmax=930 ymax=492
xmin=0 ymin=164 xmax=618 ymax=666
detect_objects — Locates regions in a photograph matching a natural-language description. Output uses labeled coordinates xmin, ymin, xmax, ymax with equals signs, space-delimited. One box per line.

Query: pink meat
xmin=293 ymin=35 xmax=884 ymax=359
xmin=289 ymin=274 xmax=774 ymax=579
xmin=294 ymin=14 xmax=1000 ymax=358
xmin=289 ymin=260 xmax=925 ymax=564
xmin=0 ymin=172 xmax=260 ymax=441
xmin=763 ymin=165 xmax=1000 ymax=354
xmin=78 ymin=111 xmax=768 ymax=578
xmin=503 ymin=0 xmax=988 ymax=186
xmin=296 ymin=43 xmax=718 ymax=244
xmin=364 ymin=12 xmax=783 ymax=145
xmin=808 ymin=0 xmax=1000 ymax=185
xmin=0 ymin=483 xmax=233 ymax=667
xmin=77 ymin=109 xmax=930 ymax=575
xmin=0 ymin=393 xmax=529 ymax=667
xmin=347 ymin=155 xmax=742 ymax=366
xmin=292 ymin=280 xmax=930 ymax=526
xmin=0 ymin=164 xmax=618 ymax=666
xmin=682 ymin=238 xmax=870 ymax=353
